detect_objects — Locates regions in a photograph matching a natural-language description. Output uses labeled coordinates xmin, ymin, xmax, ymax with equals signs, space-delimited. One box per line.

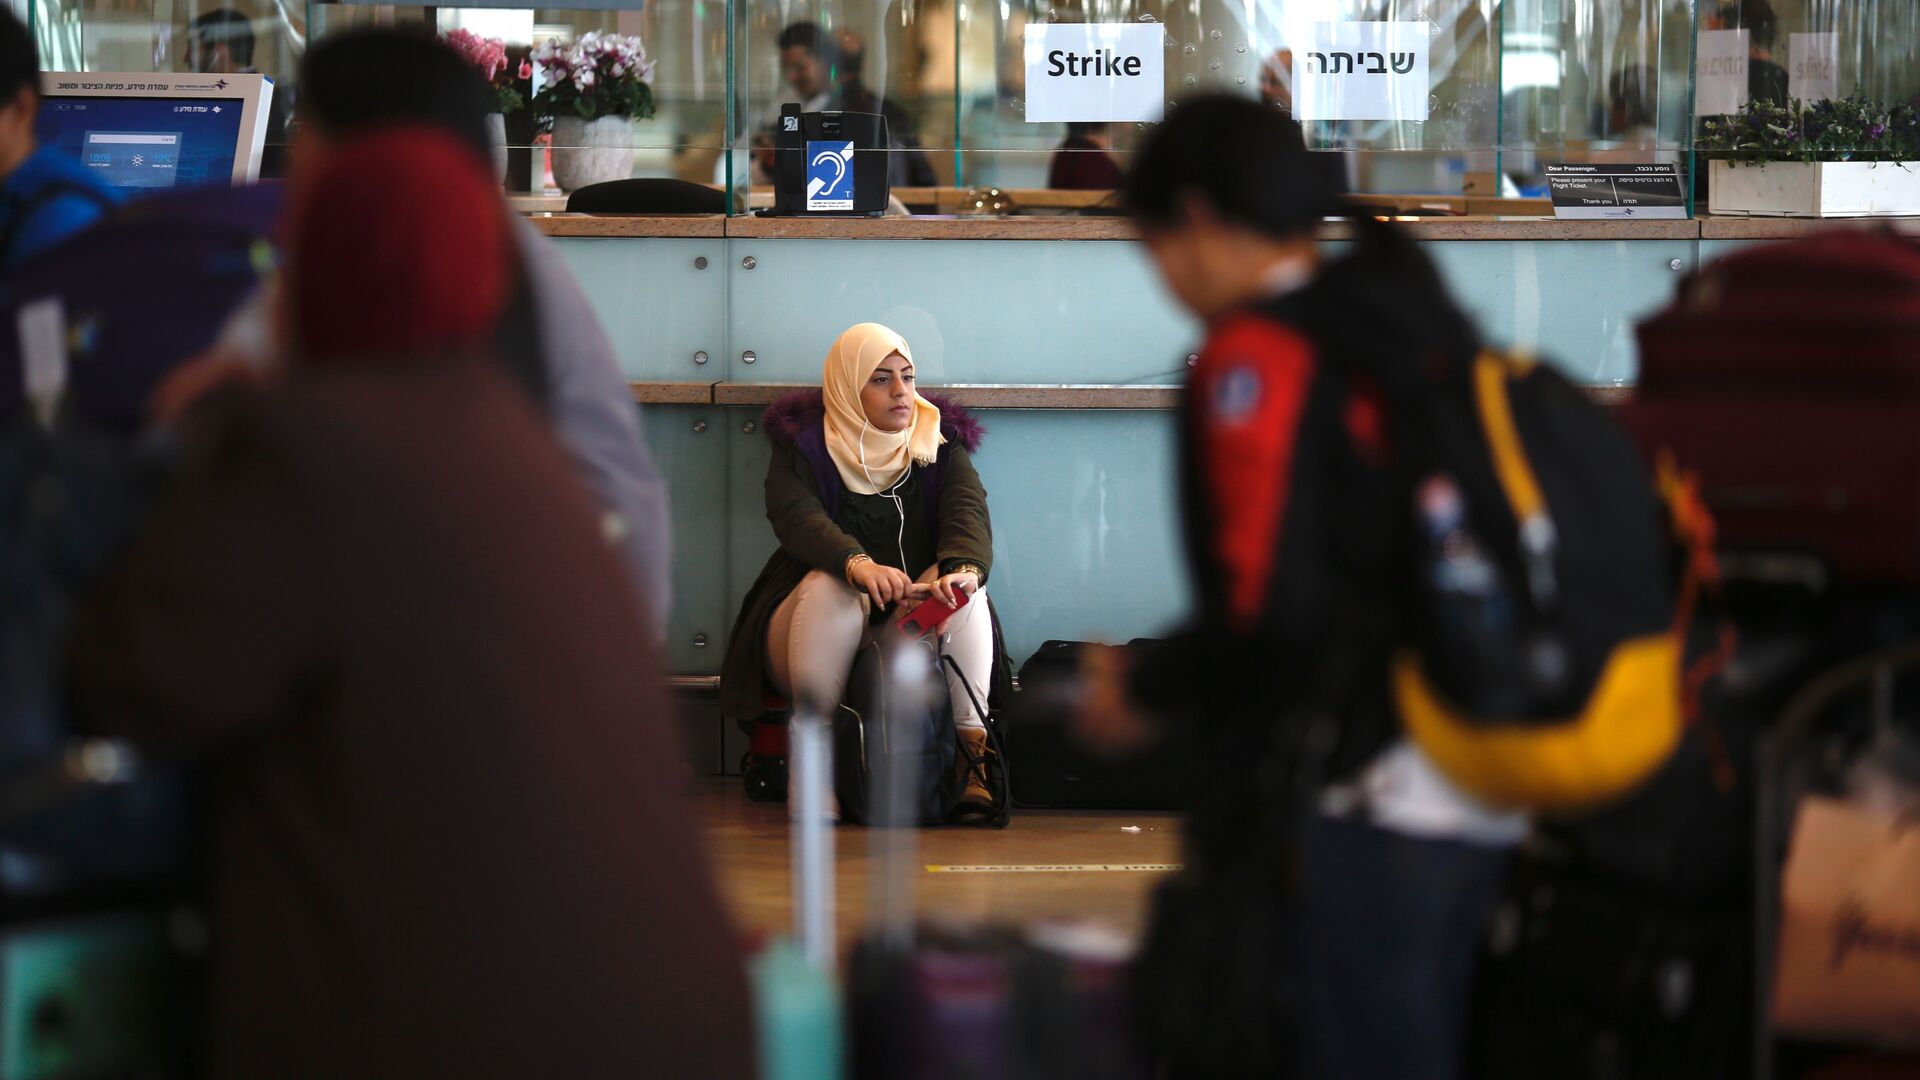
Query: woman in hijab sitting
xmin=721 ymin=323 xmax=1002 ymax=822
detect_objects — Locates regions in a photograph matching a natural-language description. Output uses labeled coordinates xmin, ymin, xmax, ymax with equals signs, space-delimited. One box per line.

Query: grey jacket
xmin=513 ymin=220 xmax=672 ymax=638
xmin=211 ymin=218 xmax=672 ymax=638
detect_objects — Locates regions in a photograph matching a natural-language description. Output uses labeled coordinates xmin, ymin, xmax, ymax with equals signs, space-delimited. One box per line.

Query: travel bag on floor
xmin=1626 ymin=232 xmax=1920 ymax=588
xmin=1008 ymin=640 xmax=1188 ymax=810
xmin=1466 ymin=854 xmax=1752 ymax=1080
xmin=835 ymin=635 xmax=1009 ymax=827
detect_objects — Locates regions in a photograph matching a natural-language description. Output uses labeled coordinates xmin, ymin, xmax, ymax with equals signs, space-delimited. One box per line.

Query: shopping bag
xmin=1772 ymin=795 xmax=1920 ymax=1046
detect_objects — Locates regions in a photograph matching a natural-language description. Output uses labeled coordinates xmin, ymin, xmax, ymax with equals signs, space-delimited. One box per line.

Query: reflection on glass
xmin=33 ymin=0 xmax=302 ymax=163
xmin=32 ymin=0 xmax=1920 ymax=207
xmin=1496 ymin=0 xmax=1692 ymax=198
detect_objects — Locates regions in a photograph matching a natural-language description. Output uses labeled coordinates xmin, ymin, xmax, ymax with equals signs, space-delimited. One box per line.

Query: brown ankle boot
xmin=953 ymin=725 xmax=996 ymax=823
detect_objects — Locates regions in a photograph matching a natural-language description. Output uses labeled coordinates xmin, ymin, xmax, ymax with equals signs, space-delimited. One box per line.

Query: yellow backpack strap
xmin=1472 ymin=352 xmax=1546 ymax=525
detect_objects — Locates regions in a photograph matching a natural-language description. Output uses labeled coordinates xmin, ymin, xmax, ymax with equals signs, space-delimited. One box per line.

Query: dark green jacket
xmin=720 ymin=390 xmax=997 ymax=725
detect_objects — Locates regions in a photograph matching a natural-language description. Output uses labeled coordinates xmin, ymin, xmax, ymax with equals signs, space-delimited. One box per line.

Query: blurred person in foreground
xmin=0 ymin=6 xmax=118 ymax=268
xmin=65 ymin=129 xmax=755 ymax=1078
xmin=1077 ymin=96 xmax=1518 ymax=1079
xmin=168 ymin=28 xmax=673 ymax=638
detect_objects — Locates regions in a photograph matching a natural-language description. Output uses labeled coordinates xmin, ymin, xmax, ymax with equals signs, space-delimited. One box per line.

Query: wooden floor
xmin=694 ymin=778 xmax=1183 ymax=950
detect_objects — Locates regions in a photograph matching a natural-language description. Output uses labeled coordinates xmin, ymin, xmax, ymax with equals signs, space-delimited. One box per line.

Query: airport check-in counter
xmin=525 ymin=205 xmax=1895 ymax=768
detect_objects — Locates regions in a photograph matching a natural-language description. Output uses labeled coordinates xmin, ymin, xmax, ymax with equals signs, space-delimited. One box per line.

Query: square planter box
xmin=1708 ymin=159 xmax=1920 ymax=217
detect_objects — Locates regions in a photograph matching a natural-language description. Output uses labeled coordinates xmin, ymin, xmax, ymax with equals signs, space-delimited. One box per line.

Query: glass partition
xmin=32 ymin=0 xmax=303 ymax=174
xmin=734 ymin=0 xmax=1702 ymax=211
xmin=302 ymin=3 xmax=730 ymax=195
xmin=31 ymin=0 xmax=1920 ymax=212
xmin=1494 ymin=0 xmax=1693 ymax=198
xmin=1691 ymin=0 xmax=1920 ymax=216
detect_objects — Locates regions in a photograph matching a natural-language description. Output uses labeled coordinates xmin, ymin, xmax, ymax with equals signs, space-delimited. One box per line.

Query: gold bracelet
xmin=843 ymin=553 xmax=874 ymax=586
xmin=947 ymin=563 xmax=984 ymax=581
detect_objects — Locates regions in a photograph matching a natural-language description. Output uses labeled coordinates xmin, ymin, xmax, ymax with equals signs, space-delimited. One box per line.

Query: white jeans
xmin=767 ymin=570 xmax=994 ymax=728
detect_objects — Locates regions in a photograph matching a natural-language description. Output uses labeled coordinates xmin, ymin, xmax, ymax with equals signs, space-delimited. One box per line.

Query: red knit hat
xmin=287 ymin=127 xmax=511 ymax=364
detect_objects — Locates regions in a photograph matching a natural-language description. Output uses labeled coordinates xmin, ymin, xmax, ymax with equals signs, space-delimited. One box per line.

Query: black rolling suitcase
xmin=1464 ymin=601 xmax=1836 ymax=1079
xmin=1008 ymin=640 xmax=1188 ymax=810
xmin=1467 ymin=853 xmax=1753 ymax=1080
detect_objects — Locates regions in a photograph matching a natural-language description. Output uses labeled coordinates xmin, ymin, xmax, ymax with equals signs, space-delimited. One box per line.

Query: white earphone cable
xmin=859 ymin=417 xmax=910 ymax=574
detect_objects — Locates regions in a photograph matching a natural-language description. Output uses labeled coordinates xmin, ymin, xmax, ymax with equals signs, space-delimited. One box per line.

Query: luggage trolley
xmin=1754 ymin=640 xmax=1920 ymax=1079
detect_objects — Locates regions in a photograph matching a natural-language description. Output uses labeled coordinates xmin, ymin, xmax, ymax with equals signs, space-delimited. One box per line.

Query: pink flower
xmin=519 ymin=59 xmax=532 ymax=81
xmin=445 ymin=28 xmax=509 ymax=82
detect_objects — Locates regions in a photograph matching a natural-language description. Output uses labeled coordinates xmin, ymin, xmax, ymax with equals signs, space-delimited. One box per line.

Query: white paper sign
xmin=1696 ymin=30 xmax=1751 ymax=116
xmin=1023 ymin=24 xmax=1165 ymax=124
xmin=1292 ymin=22 xmax=1430 ymax=122
xmin=1790 ymin=32 xmax=1839 ymax=104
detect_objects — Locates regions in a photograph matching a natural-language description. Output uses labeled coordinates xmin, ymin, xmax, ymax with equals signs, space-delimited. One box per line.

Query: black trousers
xmin=1276 ymin=814 xmax=1511 ymax=1080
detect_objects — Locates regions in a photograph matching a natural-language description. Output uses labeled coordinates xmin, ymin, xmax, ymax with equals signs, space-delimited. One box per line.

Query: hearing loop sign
xmin=806 ymin=141 xmax=855 ymax=212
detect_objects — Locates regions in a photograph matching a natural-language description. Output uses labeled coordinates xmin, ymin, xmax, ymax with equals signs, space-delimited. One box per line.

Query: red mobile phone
xmin=897 ymin=587 xmax=970 ymax=638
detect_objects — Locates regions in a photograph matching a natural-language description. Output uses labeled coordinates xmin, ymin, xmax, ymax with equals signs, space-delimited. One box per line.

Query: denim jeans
xmin=1276 ymin=813 xmax=1511 ymax=1080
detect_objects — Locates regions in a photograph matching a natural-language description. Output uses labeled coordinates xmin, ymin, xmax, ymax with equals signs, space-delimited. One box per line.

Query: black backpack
xmin=1368 ymin=348 xmax=1694 ymax=812
xmin=834 ymin=636 xmax=1009 ymax=827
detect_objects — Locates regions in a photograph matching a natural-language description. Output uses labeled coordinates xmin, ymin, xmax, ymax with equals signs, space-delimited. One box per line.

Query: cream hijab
xmin=822 ymin=323 xmax=945 ymax=495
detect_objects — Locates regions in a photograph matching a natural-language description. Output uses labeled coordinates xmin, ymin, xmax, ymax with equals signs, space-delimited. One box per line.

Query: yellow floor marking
xmin=924 ymin=863 xmax=1181 ymax=874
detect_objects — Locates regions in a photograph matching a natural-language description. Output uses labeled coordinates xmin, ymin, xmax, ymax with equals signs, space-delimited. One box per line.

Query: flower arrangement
xmin=531 ymin=31 xmax=657 ymax=127
xmin=445 ymin=28 xmax=529 ymax=115
xmin=1701 ymin=92 xmax=1920 ymax=165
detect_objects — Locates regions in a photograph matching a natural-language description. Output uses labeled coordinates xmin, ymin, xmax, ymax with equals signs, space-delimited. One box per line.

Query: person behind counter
xmin=1077 ymin=95 xmax=1519 ymax=1079
xmin=0 ymin=6 xmax=118 ymax=268
xmin=67 ymin=128 xmax=755 ymax=1079
xmin=1595 ymin=64 xmax=1679 ymax=166
xmin=1048 ymin=122 xmax=1124 ymax=191
xmin=755 ymin=21 xmax=938 ymax=188
xmin=186 ymin=9 xmax=291 ymax=177
xmin=721 ymin=323 xmax=1003 ymax=822
xmin=1259 ymin=48 xmax=1351 ymax=198
xmin=1704 ymin=0 xmax=1788 ymax=108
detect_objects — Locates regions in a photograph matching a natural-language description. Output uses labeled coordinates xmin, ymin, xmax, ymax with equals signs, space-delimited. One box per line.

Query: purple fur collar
xmin=761 ymin=388 xmax=986 ymax=454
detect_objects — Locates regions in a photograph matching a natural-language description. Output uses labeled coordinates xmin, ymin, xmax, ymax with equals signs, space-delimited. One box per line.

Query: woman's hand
xmin=930 ymin=571 xmax=980 ymax=609
xmin=1072 ymin=644 xmax=1158 ymax=755
xmin=848 ymin=559 xmax=917 ymax=608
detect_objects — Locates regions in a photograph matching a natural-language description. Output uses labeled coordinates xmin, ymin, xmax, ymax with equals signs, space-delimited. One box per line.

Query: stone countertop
xmin=1696 ymin=213 xmax=1920 ymax=239
xmin=524 ymin=213 xmax=728 ymax=238
xmin=530 ymin=213 xmax=1713 ymax=242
